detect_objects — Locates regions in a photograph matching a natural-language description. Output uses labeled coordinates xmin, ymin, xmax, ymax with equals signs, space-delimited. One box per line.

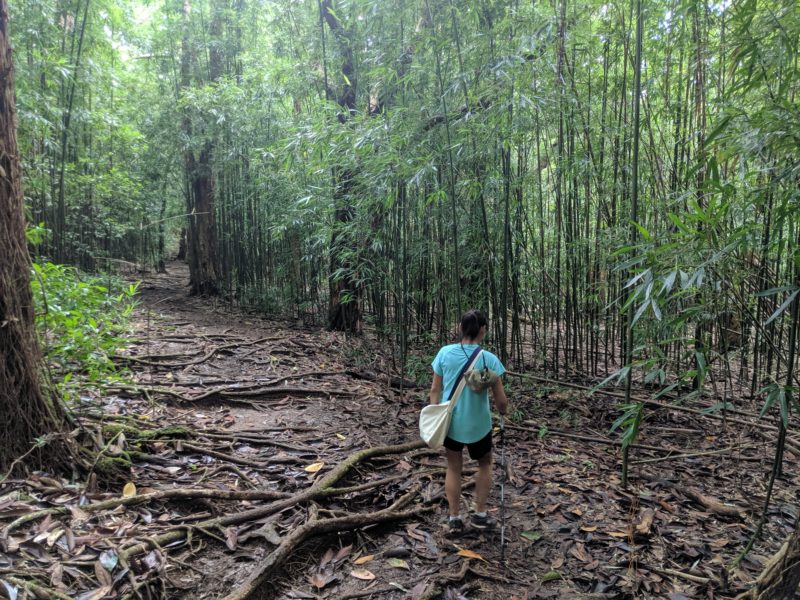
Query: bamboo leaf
xmin=764 ymin=289 xmax=799 ymax=326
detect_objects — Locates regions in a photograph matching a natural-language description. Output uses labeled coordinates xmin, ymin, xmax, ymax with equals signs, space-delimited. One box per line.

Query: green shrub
xmin=31 ymin=262 xmax=139 ymax=382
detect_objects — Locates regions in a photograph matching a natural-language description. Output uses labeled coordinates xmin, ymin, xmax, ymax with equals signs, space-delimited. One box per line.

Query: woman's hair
xmin=460 ymin=309 xmax=488 ymax=340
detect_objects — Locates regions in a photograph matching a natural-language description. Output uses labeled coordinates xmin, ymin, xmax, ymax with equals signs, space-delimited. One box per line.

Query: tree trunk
xmin=0 ymin=0 xmax=66 ymax=472
xmin=321 ymin=0 xmax=360 ymax=332
xmin=181 ymin=0 xmax=219 ymax=296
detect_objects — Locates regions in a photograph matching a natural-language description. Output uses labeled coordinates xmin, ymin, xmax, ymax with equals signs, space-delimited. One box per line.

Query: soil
xmin=1 ymin=262 xmax=797 ymax=600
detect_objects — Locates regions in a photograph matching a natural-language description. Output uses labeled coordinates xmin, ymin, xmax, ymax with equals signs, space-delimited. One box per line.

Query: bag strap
xmin=446 ymin=347 xmax=483 ymax=414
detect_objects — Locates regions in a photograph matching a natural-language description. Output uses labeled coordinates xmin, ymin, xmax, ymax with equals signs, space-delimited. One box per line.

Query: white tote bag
xmin=419 ymin=348 xmax=483 ymax=449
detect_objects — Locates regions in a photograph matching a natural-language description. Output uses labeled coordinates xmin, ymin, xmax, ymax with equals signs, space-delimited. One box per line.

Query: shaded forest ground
xmin=1 ymin=263 xmax=798 ymax=600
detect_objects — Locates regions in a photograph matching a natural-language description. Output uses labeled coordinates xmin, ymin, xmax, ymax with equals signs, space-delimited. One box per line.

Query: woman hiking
xmin=429 ymin=309 xmax=508 ymax=533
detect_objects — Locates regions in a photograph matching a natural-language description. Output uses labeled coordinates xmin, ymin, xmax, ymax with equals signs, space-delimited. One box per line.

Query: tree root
xmin=735 ymin=518 xmax=800 ymax=600
xmin=638 ymin=473 xmax=745 ymax=519
xmin=1 ymin=488 xmax=288 ymax=537
xmin=117 ymin=440 xmax=426 ymax=561
xmin=222 ymin=489 xmax=431 ymax=600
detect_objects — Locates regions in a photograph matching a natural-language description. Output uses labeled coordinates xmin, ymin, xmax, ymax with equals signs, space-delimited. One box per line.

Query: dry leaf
xmin=308 ymin=573 xmax=336 ymax=589
xmin=224 ymin=527 xmax=238 ymax=551
xmin=456 ymin=548 xmax=487 ymax=562
xmin=304 ymin=462 xmax=324 ymax=473
xmin=354 ymin=554 xmax=374 ymax=565
xmin=386 ymin=557 xmax=409 ymax=569
xmin=122 ymin=482 xmax=137 ymax=497
xmin=335 ymin=433 xmax=346 ymax=440
xmin=94 ymin=562 xmax=112 ymax=587
xmin=350 ymin=569 xmax=376 ymax=581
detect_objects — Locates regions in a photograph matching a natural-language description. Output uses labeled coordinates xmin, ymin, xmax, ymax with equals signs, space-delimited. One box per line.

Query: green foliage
xmin=610 ymin=402 xmax=645 ymax=450
xmin=31 ymin=262 xmax=139 ymax=383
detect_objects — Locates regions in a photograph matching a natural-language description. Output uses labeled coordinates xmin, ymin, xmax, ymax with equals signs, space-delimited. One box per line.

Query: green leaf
xmin=764 ymin=289 xmax=799 ymax=326
xmin=521 ymin=531 xmax=542 ymax=542
xmin=542 ymin=571 xmax=562 ymax=582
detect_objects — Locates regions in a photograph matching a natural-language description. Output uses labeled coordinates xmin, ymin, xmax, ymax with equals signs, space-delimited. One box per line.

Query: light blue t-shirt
xmin=431 ymin=344 xmax=506 ymax=444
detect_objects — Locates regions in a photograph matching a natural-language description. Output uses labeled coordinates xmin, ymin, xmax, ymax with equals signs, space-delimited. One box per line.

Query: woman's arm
xmin=429 ymin=373 xmax=443 ymax=405
xmin=491 ymin=377 xmax=508 ymax=415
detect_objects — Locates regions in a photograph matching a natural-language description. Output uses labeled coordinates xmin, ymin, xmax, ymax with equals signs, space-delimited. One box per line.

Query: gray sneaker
xmin=470 ymin=513 xmax=496 ymax=530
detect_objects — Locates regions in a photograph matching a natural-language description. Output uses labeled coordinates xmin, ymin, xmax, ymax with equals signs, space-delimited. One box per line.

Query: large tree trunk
xmin=321 ymin=0 xmax=360 ymax=332
xmin=0 ymin=0 xmax=66 ymax=472
xmin=181 ymin=0 xmax=219 ymax=296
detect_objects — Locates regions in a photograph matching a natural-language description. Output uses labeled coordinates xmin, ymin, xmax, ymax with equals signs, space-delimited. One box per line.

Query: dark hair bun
xmin=460 ymin=309 xmax=488 ymax=339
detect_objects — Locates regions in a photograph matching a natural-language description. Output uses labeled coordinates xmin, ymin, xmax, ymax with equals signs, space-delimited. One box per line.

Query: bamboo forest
xmin=1 ymin=0 xmax=799 ymax=597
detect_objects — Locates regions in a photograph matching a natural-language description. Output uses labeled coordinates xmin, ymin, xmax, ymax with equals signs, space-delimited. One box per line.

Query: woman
xmin=429 ymin=309 xmax=508 ymax=533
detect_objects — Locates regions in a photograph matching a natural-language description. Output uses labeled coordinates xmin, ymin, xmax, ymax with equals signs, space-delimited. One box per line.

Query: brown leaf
xmin=49 ymin=563 xmax=64 ymax=590
xmin=457 ymin=548 xmax=487 ymax=562
xmin=350 ymin=569 xmax=376 ymax=581
xmin=94 ymin=561 xmax=112 ymax=587
xmin=225 ymin=527 xmax=238 ymax=551
xmin=320 ymin=547 xmax=335 ymax=567
xmin=354 ymin=554 xmax=374 ymax=565
xmin=76 ymin=586 xmax=112 ymax=600
xmin=410 ymin=581 xmax=429 ymax=599
xmin=308 ymin=572 xmax=336 ymax=589
xmin=569 ymin=542 xmax=591 ymax=563
xmin=333 ymin=544 xmax=353 ymax=563
xmin=635 ymin=508 xmax=656 ymax=536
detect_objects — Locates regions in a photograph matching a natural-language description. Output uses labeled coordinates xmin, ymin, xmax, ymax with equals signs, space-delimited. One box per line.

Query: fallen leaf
xmin=580 ymin=525 xmax=598 ymax=532
xmin=387 ymin=557 xmax=409 ymax=569
xmin=635 ymin=508 xmax=655 ymax=535
xmin=225 ymin=527 xmax=238 ymax=551
xmin=541 ymin=571 xmax=562 ymax=583
xmin=76 ymin=586 xmax=112 ymax=600
xmin=350 ymin=569 xmax=376 ymax=581
xmin=122 ymin=482 xmax=136 ymax=497
xmin=308 ymin=573 xmax=336 ymax=589
xmin=335 ymin=433 xmax=346 ymax=440
xmin=354 ymin=554 xmax=374 ymax=565
xmin=304 ymin=462 xmax=324 ymax=473
xmin=607 ymin=531 xmax=629 ymax=538
xmin=457 ymin=548 xmax=487 ymax=562
xmin=521 ymin=531 xmax=542 ymax=542
xmin=94 ymin=561 xmax=112 ymax=587
xmin=99 ymin=550 xmax=118 ymax=571
xmin=333 ymin=544 xmax=353 ymax=563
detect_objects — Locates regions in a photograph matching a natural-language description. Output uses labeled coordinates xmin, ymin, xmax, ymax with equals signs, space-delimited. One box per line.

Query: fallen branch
xmin=117 ymin=440 xmax=427 ymax=561
xmin=222 ymin=489 xmax=430 ymax=600
xmin=637 ymin=473 xmax=746 ymax=519
xmin=1 ymin=488 xmax=288 ymax=537
xmin=120 ymin=336 xmax=281 ymax=368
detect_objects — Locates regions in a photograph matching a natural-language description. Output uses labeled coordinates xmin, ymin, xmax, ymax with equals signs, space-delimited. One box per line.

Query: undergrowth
xmin=31 ymin=261 xmax=139 ymax=394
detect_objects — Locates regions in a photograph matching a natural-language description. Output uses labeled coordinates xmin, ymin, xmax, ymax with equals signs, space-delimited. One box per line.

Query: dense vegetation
xmin=15 ymin=0 xmax=798 ymax=395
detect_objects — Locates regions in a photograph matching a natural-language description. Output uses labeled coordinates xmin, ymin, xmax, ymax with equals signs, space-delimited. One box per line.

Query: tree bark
xmin=321 ymin=0 xmax=360 ymax=332
xmin=0 ymin=0 xmax=66 ymax=472
xmin=181 ymin=0 xmax=219 ymax=296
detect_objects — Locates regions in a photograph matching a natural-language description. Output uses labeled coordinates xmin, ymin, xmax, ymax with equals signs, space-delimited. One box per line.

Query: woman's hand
xmin=491 ymin=377 xmax=508 ymax=415
xmin=429 ymin=373 xmax=443 ymax=405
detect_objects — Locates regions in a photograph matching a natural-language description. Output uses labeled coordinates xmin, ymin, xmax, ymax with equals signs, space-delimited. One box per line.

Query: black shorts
xmin=444 ymin=431 xmax=493 ymax=460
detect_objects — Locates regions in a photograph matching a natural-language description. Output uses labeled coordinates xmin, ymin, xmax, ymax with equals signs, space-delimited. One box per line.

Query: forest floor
xmin=1 ymin=263 xmax=799 ymax=600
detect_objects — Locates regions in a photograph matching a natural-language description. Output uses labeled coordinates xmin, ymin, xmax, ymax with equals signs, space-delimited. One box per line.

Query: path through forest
xmin=2 ymin=264 xmax=798 ymax=600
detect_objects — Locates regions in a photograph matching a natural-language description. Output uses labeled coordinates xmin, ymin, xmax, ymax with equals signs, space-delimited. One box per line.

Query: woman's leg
xmin=474 ymin=451 xmax=493 ymax=513
xmin=445 ymin=448 xmax=464 ymax=517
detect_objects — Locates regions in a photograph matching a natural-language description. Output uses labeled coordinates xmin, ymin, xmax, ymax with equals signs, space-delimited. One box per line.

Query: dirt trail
xmin=124 ymin=264 xmax=538 ymax=599
xmin=1 ymin=264 xmax=797 ymax=600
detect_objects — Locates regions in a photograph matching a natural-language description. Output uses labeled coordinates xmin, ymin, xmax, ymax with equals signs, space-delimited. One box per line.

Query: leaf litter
xmin=0 ymin=263 xmax=798 ymax=599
